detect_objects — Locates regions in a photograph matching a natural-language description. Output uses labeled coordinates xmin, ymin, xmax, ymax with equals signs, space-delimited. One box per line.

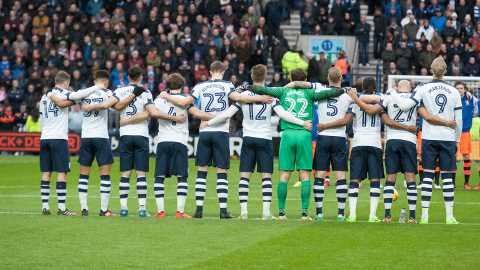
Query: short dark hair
xmin=210 ymin=61 xmax=226 ymax=73
xmin=362 ymin=77 xmax=376 ymax=94
xmin=54 ymin=70 xmax=71 ymax=84
xmin=128 ymin=66 xmax=143 ymax=81
xmin=290 ymin=69 xmax=307 ymax=81
xmin=94 ymin=70 xmax=109 ymax=80
xmin=166 ymin=73 xmax=186 ymax=90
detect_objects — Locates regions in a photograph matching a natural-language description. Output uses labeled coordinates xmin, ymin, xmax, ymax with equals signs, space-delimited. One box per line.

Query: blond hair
xmin=431 ymin=57 xmax=447 ymax=78
xmin=251 ymin=64 xmax=267 ymax=83
xmin=397 ymin=80 xmax=412 ymax=92
xmin=327 ymin=67 xmax=342 ymax=84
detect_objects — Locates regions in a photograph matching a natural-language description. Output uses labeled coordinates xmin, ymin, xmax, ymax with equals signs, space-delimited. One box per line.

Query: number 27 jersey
xmin=382 ymin=93 xmax=417 ymax=144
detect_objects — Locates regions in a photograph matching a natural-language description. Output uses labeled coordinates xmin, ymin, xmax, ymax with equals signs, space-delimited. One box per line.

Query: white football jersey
xmin=316 ymin=92 xmax=353 ymax=137
xmin=80 ymin=86 xmax=114 ymax=139
xmin=412 ymin=80 xmax=462 ymax=141
xmin=40 ymin=87 xmax=70 ymax=140
xmin=239 ymin=90 xmax=279 ymax=140
xmin=349 ymin=100 xmax=382 ymax=149
xmin=114 ymin=85 xmax=153 ymax=138
xmin=382 ymin=93 xmax=417 ymax=144
xmin=153 ymin=95 xmax=189 ymax=146
xmin=192 ymin=80 xmax=234 ymax=133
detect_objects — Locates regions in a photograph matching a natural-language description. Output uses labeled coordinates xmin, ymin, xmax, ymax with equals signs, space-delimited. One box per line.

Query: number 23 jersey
xmin=114 ymin=85 xmax=153 ymax=138
xmin=192 ymin=80 xmax=234 ymax=133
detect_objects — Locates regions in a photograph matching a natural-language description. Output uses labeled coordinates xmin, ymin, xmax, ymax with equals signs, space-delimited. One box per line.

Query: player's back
xmin=279 ymin=89 xmax=313 ymax=130
xmin=383 ymin=92 xmax=417 ymax=144
xmin=239 ymin=90 xmax=275 ymax=140
xmin=316 ymin=92 xmax=352 ymax=137
xmin=81 ymin=86 xmax=112 ymax=139
xmin=415 ymin=81 xmax=461 ymax=141
xmin=115 ymin=85 xmax=153 ymax=138
xmin=154 ymin=95 xmax=189 ymax=146
xmin=192 ymin=80 xmax=234 ymax=133
xmin=40 ymin=88 xmax=69 ymax=140
xmin=350 ymin=96 xmax=382 ymax=148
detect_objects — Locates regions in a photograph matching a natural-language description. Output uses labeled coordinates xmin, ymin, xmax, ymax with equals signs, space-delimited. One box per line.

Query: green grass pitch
xmin=1 ymin=156 xmax=480 ymax=269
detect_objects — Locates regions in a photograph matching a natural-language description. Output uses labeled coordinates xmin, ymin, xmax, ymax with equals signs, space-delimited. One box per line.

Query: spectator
xmin=430 ymin=8 xmax=446 ymax=33
xmin=24 ymin=108 xmax=41 ymax=133
xmin=307 ymin=52 xmax=332 ymax=84
xmin=464 ymin=56 xmax=480 ymax=76
xmin=417 ymin=19 xmax=435 ymax=41
xmin=403 ymin=13 xmax=419 ymax=43
xmin=0 ymin=105 xmax=16 ymax=131
xmin=281 ymin=50 xmax=308 ymax=76
xmin=395 ymin=41 xmax=413 ymax=74
xmin=418 ymin=44 xmax=436 ymax=70
xmin=334 ymin=50 xmax=350 ymax=85
xmin=355 ymin=15 xmax=371 ymax=66
xmin=382 ymin=42 xmax=396 ymax=71
xmin=373 ymin=8 xmax=386 ymax=59
xmin=449 ymin=54 xmax=463 ymax=76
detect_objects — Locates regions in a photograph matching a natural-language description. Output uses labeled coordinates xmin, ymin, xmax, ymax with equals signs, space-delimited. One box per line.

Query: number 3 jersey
xmin=411 ymin=81 xmax=462 ymax=142
xmin=192 ymin=80 xmax=234 ymax=133
xmin=348 ymin=95 xmax=382 ymax=149
xmin=114 ymin=85 xmax=153 ymax=138
xmin=153 ymin=95 xmax=189 ymax=146
xmin=40 ymin=87 xmax=70 ymax=140
xmin=381 ymin=92 xmax=417 ymax=144
xmin=80 ymin=86 xmax=114 ymax=139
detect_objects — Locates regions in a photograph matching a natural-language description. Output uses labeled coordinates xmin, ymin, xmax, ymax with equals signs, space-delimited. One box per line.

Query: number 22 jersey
xmin=114 ymin=85 xmax=153 ymax=138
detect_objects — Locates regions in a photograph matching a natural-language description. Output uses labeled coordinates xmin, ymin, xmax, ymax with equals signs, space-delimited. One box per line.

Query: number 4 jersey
xmin=40 ymin=87 xmax=70 ymax=140
xmin=192 ymin=80 xmax=234 ymax=133
xmin=114 ymin=85 xmax=153 ymax=138
xmin=80 ymin=86 xmax=115 ymax=139
xmin=153 ymin=95 xmax=189 ymax=146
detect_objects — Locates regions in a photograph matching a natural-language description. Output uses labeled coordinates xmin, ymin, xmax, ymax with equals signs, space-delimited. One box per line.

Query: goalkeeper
xmin=246 ymin=69 xmax=345 ymax=220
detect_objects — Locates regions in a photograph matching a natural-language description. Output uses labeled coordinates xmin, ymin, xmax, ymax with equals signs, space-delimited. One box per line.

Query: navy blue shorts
xmin=196 ymin=131 xmax=230 ymax=169
xmin=40 ymin=139 xmax=70 ymax=173
xmin=385 ymin=139 xmax=417 ymax=174
xmin=240 ymin=137 xmax=274 ymax=173
xmin=78 ymin=138 xmax=114 ymax=167
xmin=313 ymin=135 xmax=348 ymax=171
xmin=119 ymin=135 xmax=150 ymax=172
xmin=350 ymin=146 xmax=384 ymax=180
xmin=155 ymin=142 xmax=188 ymax=177
xmin=422 ymin=139 xmax=457 ymax=171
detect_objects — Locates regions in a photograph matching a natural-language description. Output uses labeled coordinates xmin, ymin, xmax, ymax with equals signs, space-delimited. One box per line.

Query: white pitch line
xmin=0 ymin=193 xmax=479 ymax=205
xmin=0 ymin=210 xmax=479 ymax=226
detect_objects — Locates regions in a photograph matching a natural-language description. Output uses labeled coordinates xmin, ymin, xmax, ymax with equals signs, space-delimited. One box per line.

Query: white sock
xmin=100 ymin=175 xmax=111 ymax=212
xmin=262 ymin=201 xmax=271 ymax=217
xmin=240 ymin=202 xmax=248 ymax=216
xmin=370 ymin=196 xmax=379 ymax=219
xmin=348 ymin=196 xmax=357 ymax=218
xmin=156 ymin=197 xmax=164 ymax=212
xmin=177 ymin=195 xmax=186 ymax=213
xmin=422 ymin=208 xmax=429 ymax=221
xmin=445 ymin=204 xmax=454 ymax=219
xmin=78 ymin=175 xmax=89 ymax=210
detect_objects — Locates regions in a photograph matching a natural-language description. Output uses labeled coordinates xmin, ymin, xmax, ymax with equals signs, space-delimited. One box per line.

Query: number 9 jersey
xmin=114 ymin=85 xmax=154 ymax=138
xmin=411 ymin=81 xmax=462 ymax=142
xmin=192 ymin=80 xmax=234 ymax=133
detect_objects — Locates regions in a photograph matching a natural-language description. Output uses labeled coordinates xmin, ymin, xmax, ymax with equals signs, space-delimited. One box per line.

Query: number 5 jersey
xmin=114 ymin=85 xmax=153 ymax=138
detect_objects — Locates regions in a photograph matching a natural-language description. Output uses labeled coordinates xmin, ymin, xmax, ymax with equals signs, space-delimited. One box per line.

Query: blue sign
xmin=309 ymin=37 xmax=346 ymax=60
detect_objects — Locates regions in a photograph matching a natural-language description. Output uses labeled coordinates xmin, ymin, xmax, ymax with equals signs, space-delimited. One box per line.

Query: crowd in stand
xmin=3 ymin=0 xmax=479 ymax=133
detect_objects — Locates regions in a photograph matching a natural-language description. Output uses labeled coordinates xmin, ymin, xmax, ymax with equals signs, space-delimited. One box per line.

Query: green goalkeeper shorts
xmin=279 ymin=129 xmax=313 ymax=171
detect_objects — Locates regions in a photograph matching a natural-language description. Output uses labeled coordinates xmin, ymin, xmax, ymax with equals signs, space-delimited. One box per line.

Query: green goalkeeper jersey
xmin=252 ymin=85 xmax=344 ymax=130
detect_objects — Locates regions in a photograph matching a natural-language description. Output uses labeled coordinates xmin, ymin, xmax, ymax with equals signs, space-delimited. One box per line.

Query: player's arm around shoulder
xmin=418 ymin=106 xmax=457 ymax=129
xmin=83 ymin=91 xmax=119 ymax=112
xmin=311 ymin=86 xmax=345 ymax=101
xmin=202 ymin=104 xmax=240 ymax=128
xmin=346 ymin=88 xmax=383 ymax=115
xmin=47 ymin=89 xmax=74 ymax=108
xmin=273 ymin=104 xmax=312 ymax=130
xmin=159 ymin=91 xmax=194 ymax=108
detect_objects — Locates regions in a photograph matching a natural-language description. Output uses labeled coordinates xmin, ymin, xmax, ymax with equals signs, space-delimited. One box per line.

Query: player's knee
xmin=99 ymin=165 xmax=111 ymax=175
xmin=280 ymin=171 xmax=291 ymax=181
xmin=121 ymin=171 xmax=131 ymax=178
xmin=79 ymin=166 xmax=91 ymax=175
xmin=240 ymin=172 xmax=251 ymax=178
xmin=41 ymin=172 xmax=51 ymax=181
xmin=261 ymin=173 xmax=272 ymax=179
xmin=136 ymin=171 xmax=146 ymax=177
xmin=216 ymin=168 xmax=227 ymax=174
